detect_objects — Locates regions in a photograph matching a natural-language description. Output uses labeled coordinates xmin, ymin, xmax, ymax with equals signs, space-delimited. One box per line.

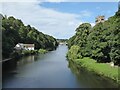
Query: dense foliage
xmin=67 ymin=10 xmax=120 ymax=65
xmin=67 ymin=45 xmax=81 ymax=60
xmin=2 ymin=15 xmax=58 ymax=58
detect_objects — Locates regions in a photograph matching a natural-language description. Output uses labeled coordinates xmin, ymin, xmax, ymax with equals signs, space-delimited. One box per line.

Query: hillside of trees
xmin=1 ymin=14 xmax=58 ymax=59
xmin=67 ymin=10 xmax=120 ymax=66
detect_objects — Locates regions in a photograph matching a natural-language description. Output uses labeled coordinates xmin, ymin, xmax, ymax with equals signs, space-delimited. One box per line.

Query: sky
xmin=0 ymin=0 xmax=119 ymax=39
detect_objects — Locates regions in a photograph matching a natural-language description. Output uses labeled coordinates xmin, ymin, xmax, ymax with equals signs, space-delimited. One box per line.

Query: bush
xmin=66 ymin=45 xmax=82 ymax=60
xmin=38 ymin=49 xmax=48 ymax=54
xmin=22 ymin=50 xmax=38 ymax=55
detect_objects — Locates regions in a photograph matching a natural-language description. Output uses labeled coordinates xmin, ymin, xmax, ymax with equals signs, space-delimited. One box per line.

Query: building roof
xmin=16 ymin=43 xmax=34 ymax=47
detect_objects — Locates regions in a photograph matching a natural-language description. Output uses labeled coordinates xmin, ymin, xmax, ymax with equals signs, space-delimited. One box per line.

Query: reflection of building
xmin=15 ymin=43 xmax=34 ymax=50
xmin=95 ymin=16 xmax=105 ymax=24
xmin=17 ymin=55 xmax=35 ymax=66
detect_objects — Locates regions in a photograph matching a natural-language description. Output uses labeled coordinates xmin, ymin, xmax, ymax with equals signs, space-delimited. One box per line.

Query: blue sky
xmin=40 ymin=2 xmax=118 ymax=23
xmin=1 ymin=1 xmax=119 ymax=39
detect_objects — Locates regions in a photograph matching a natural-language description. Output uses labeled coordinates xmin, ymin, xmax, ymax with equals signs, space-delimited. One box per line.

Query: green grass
xmin=73 ymin=57 xmax=120 ymax=84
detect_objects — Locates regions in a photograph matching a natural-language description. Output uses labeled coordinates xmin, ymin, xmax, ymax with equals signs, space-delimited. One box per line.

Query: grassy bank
xmin=72 ymin=57 xmax=120 ymax=84
xmin=66 ymin=45 xmax=120 ymax=84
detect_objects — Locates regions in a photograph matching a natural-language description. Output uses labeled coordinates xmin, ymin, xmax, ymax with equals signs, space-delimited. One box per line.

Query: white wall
xmin=24 ymin=47 xmax=34 ymax=50
xmin=27 ymin=47 xmax=34 ymax=50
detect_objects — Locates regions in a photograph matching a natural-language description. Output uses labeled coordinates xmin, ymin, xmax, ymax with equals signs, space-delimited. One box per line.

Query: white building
xmin=15 ymin=43 xmax=35 ymax=50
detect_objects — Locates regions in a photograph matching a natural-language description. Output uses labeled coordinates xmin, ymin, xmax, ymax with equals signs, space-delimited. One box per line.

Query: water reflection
xmin=68 ymin=61 xmax=118 ymax=88
xmin=17 ymin=55 xmax=35 ymax=66
xmin=3 ymin=45 xmax=119 ymax=88
xmin=16 ymin=54 xmax=45 ymax=66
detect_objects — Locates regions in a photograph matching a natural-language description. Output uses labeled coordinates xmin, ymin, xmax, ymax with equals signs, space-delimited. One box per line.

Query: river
xmin=3 ymin=45 xmax=118 ymax=88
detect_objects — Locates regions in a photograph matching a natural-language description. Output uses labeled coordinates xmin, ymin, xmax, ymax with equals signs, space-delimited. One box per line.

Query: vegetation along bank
xmin=66 ymin=10 xmax=120 ymax=84
xmin=1 ymin=14 xmax=59 ymax=59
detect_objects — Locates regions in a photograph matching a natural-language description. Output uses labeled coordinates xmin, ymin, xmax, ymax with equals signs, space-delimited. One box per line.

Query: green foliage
xmin=74 ymin=57 xmax=119 ymax=83
xmin=66 ymin=45 xmax=82 ymax=60
xmin=67 ymin=10 xmax=120 ymax=65
xmin=21 ymin=50 xmax=38 ymax=56
xmin=38 ymin=49 xmax=48 ymax=54
xmin=67 ymin=23 xmax=92 ymax=57
xmin=2 ymin=15 xmax=58 ymax=58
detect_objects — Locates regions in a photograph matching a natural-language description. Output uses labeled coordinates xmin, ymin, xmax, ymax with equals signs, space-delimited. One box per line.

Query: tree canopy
xmin=2 ymin=14 xmax=58 ymax=58
xmin=67 ymin=10 xmax=120 ymax=65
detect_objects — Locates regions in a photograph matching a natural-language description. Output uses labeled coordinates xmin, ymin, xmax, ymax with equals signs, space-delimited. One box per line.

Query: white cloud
xmin=1 ymin=2 xmax=83 ymax=39
xmin=1 ymin=0 xmax=98 ymax=39
xmin=90 ymin=23 xmax=95 ymax=27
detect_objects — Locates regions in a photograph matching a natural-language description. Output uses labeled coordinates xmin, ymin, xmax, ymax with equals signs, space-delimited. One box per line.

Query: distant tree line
xmin=1 ymin=14 xmax=58 ymax=59
xmin=67 ymin=10 xmax=120 ymax=65
xmin=57 ymin=39 xmax=68 ymax=43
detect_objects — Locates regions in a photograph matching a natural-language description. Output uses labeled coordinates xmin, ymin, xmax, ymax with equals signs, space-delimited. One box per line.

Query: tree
xmin=67 ymin=10 xmax=120 ymax=65
xmin=2 ymin=15 xmax=58 ymax=59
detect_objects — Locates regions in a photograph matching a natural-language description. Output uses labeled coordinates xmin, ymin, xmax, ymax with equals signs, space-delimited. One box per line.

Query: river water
xmin=3 ymin=45 xmax=118 ymax=88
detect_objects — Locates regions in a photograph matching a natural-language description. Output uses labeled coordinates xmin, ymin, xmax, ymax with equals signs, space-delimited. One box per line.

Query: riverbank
xmin=2 ymin=49 xmax=49 ymax=70
xmin=21 ymin=49 xmax=48 ymax=55
xmin=66 ymin=45 xmax=120 ymax=84
xmin=9 ymin=49 xmax=48 ymax=59
xmin=68 ymin=57 xmax=120 ymax=84
xmin=3 ymin=45 xmax=118 ymax=88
